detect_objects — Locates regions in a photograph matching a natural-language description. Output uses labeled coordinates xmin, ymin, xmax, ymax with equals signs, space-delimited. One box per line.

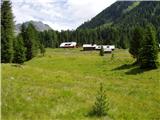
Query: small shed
xmin=60 ymin=42 xmax=77 ymax=48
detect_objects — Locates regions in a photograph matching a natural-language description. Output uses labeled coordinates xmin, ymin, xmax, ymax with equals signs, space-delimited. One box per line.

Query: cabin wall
xmin=83 ymin=47 xmax=95 ymax=51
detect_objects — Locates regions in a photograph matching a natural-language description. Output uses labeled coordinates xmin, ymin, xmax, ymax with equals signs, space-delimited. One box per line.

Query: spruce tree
xmin=119 ymin=35 xmax=127 ymax=49
xmin=129 ymin=27 xmax=144 ymax=64
xmin=22 ymin=23 xmax=39 ymax=60
xmin=1 ymin=1 xmax=15 ymax=63
xmin=90 ymin=83 xmax=109 ymax=117
xmin=139 ymin=24 xmax=159 ymax=69
xmin=40 ymin=44 xmax=46 ymax=56
xmin=100 ymin=46 xmax=104 ymax=56
xmin=13 ymin=34 xmax=26 ymax=64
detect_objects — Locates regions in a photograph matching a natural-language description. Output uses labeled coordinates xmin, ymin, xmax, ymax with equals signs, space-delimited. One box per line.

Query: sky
xmin=11 ymin=0 xmax=116 ymax=31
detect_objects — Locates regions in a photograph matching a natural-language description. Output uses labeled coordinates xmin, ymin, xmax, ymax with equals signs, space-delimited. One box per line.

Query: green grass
xmin=2 ymin=48 xmax=160 ymax=120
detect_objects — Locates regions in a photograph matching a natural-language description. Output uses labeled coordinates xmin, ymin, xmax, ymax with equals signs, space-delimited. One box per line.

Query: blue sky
xmin=11 ymin=0 xmax=116 ymax=31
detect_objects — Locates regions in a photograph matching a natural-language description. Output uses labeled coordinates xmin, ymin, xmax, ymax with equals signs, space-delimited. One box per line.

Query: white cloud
xmin=11 ymin=0 xmax=116 ymax=31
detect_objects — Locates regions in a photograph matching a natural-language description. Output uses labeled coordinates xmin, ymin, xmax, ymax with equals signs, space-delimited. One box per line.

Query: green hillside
xmin=2 ymin=48 xmax=160 ymax=120
xmin=78 ymin=1 xmax=135 ymax=29
xmin=78 ymin=1 xmax=160 ymax=31
xmin=77 ymin=1 xmax=160 ymax=47
xmin=114 ymin=1 xmax=160 ymax=28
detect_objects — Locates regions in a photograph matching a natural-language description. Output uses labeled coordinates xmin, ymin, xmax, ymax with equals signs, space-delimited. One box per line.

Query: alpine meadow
xmin=1 ymin=1 xmax=160 ymax=120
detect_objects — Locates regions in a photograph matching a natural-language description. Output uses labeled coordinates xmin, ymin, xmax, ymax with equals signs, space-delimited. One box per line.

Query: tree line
xmin=39 ymin=27 xmax=119 ymax=48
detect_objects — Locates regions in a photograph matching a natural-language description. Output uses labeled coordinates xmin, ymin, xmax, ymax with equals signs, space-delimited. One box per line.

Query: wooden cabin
xmin=83 ymin=44 xmax=97 ymax=51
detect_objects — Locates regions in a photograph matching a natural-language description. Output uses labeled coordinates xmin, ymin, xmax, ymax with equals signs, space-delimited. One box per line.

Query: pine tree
xmin=22 ymin=23 xmax=39 ymax=60
xmin=121 ymin=35 xmax=128 ymax=49
xmin=21 ymin=23 xmax=27 ymax=42
xmin=129 ymin=27 xmax=144 ymax=64
xmin=13 ymin=34 xmax=26 ymax=64
xmin=100 ymin=46 xmax=104 ymax=56
xmin=90 ymin=83 xmax=109 ymax=117
xmin=39 ymin=44 xmax=46 ymax=56
xmin=139 ymin=24 xmax=159 ymax=69
xmin=1 ymin=1 xmax=15 ymax=63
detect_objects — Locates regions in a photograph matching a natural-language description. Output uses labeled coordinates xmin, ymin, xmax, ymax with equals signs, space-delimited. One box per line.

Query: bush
xmin=89 ymin=83 xmax=109 ymax=117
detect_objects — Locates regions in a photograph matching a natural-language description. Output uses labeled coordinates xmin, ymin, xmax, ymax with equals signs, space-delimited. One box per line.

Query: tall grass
xmin=2 ymin=48 xmax=160 ymax=120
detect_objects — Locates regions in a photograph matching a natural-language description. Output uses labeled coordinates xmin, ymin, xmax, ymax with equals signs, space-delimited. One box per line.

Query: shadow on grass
xmin=85 ymin=112 xmax=112 ymax=120
xmin=113 ymin=63 xmax=153 ymax=75
xmin=125 ymin=67 xmax=155 ymax=75
xmin=125 ymin=67 xmax=144 ymax=75
xmin=112 ymin=64 xmax=134 ymax=70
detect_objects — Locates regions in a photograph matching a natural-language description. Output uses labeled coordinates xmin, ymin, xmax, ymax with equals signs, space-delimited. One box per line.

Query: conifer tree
xmin=90 ymin=83 xmax=109 ymax=117
xmin=13 ymin=34 xmax=26 ymax=64
xmin=100 ymin=46 xmax=104 ymax=56
xmin=1 ymin=1 xmax=15 ymax=63
xmin=129 ymin=27 xmax=144 ymax=64
xmin=22 ymin=23 xmax=39 ymax=60
xmin=40 ymin=44 xmax=46 ymax=56
xmin=139 ymin=24 xmax=159 ymax=69
xmin=119 ymin=34 xmax=127 ymax=49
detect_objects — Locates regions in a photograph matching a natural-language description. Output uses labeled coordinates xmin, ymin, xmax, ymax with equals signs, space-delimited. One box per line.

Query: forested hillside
xmin=78 ymin=1 xmax=160 ymax=30
xmin=113 ymin=1 xmax=160 ymax=43
xmin=78 ymin=1 xmax=136 ymax=29
xmin=77 ymin=1 xmax=160 ymax=48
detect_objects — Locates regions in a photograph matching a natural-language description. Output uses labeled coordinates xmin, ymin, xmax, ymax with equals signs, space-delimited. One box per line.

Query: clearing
xmin=2 ymin=48 xmax=160 ymax=120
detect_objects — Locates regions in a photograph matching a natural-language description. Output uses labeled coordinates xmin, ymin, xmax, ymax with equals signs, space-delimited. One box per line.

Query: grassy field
xmin=2 ymin=48 xmax=160 ymax=120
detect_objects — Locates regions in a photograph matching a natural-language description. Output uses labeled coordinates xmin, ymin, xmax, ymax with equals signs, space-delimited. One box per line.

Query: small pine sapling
xmin=90 ymin=83 xmax=109 ymax=117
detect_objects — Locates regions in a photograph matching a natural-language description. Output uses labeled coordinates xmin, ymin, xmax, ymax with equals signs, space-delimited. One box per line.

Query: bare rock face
xmin=15 ymin=20 xmax=52 ymax=34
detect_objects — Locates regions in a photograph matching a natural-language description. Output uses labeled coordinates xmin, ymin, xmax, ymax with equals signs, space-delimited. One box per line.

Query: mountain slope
xmin=113 ymin=1 xmax=160 ymax=43
xmin=15 ymin=21 xmax=52 ymax=34
xmin=113 ymin=1 xmax=160 ymax=27
xmin=78 ymin=1 xmax=138 ymax=29
xmin=78 ymin=1 xmax=160 ymax=30
xmin=77 ymin=1 xmax=160 ymax=47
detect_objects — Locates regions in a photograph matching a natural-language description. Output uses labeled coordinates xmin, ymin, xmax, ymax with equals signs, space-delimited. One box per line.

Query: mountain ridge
xmin=15 ymin=20 xmax=52 ymax=34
